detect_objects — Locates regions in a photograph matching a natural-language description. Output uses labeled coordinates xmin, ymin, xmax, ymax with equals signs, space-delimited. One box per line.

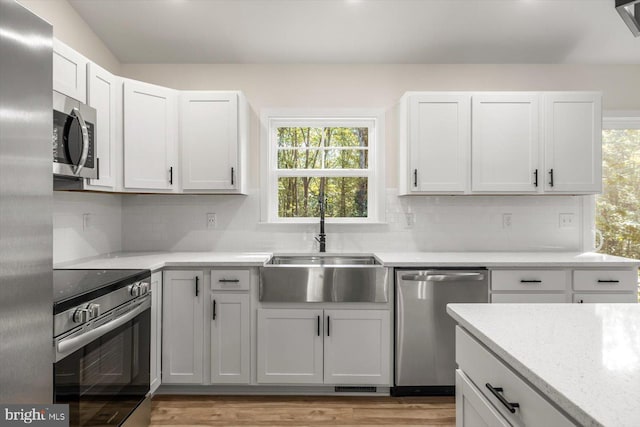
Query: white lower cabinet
xmin=150 ymin=271 xmax=162 ymax=393
xmin=456 ymin=370 xmax=510 ymax=427
xmin=324 ymin=310 xmax=390 ymax=385
xmin=162 ymin=270 xmax=204 ymax=384
xmin=210 ymin=293 xmax=250 ymax=384
xmin=257 ymin=308 xmax=391 ymax=386
xmin=574 ymin=293 xmax=636 ymax=303
xmin=257 ymin=309 xmax=324 ymax=384
xmin=491 ymin=293 xmax=566 ymax=303
xmin=490 ymin=267 xmax=638 ymax=305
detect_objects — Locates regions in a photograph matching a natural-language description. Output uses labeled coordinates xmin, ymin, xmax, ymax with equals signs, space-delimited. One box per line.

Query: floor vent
xmin=334 ymin=386 xmax=377 ymax=393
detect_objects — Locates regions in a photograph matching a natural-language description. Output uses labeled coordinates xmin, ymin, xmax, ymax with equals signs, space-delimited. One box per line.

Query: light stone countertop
xmin=447 ymin=303 xmax=640 ymax=427
xmin=55 ymin=251 xmax=273 ymax=271
xmin=55 ymin=251 xmax=640 ymax=271
xmin=374 ymin=251 xmax=640 ymax=267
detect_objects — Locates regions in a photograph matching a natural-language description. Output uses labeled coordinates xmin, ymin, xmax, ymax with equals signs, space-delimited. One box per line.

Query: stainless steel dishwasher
xmin=393 ymin=268 xmax=488 ymax=396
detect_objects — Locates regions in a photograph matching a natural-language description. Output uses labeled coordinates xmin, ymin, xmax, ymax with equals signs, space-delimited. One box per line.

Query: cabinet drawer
xmin=211 ymin=269 xmax=250 ymax=291
xmin=573 ymin=270 xmax=637 ymax=292
xmin=491 ymin=293 xmax=566 ymax=303
xmin=573 ymin=293 xmax=637 ymax=303
xmin=491 ymin=270 xmax=566 ymax=292
xmin=456 ymin=327 xmax=575 ymax=427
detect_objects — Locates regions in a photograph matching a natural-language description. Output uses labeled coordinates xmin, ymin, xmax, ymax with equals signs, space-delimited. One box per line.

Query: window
xmin=599 ymin=114 xmax=640 ymax=301
xmin=261 ymin=110 xmax=384 ymax=223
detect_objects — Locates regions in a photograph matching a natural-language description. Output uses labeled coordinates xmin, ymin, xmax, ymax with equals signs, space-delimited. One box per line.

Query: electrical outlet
xmin=559 ymin=213 xmax=575 ymax=228
xmin=206 ymin=213 xmax=217 ymax=229
xmin=404 ymin=213 xmax=415 ymax=228
xmin=502 ymin=213 xmax=512 ymax=229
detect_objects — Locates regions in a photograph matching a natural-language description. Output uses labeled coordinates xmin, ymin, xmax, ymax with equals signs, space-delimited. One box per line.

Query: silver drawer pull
xmin=486 ymin=383 xmax=520 ymax=414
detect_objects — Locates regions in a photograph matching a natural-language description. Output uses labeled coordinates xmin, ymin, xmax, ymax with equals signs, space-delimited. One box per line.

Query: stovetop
xmin=53 ymin=269 xmax=150 ymax=313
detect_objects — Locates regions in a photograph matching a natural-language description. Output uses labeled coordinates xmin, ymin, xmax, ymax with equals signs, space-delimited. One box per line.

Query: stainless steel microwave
xmin=53 ymin=91 xmax=97 ymax=179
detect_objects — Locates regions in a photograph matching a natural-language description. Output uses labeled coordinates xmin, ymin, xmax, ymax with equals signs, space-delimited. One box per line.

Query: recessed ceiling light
xmin=616 ymin=0 xmax=640 ymax=37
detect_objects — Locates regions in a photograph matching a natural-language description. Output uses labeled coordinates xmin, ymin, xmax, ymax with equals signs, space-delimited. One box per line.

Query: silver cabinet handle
xmin=71 ymin=107 xmax=90 ymax=176
xmin=56 ymin=297 xmax=150 ymax=360
xmin=401 ymin=272 xmax=485 ymax=282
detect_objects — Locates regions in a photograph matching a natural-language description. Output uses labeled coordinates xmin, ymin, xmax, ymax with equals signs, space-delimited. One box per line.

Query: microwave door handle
xmin=72 ymin=107 xmax=90 ymax=176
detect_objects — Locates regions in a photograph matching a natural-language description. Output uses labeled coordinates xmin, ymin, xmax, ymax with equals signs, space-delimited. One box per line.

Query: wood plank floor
xmin=150 ymin=395 xmax=456 ymax=427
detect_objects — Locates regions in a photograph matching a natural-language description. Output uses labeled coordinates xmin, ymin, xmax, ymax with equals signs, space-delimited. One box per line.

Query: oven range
xmin=53 ymin=269 xmax=152 ymax=427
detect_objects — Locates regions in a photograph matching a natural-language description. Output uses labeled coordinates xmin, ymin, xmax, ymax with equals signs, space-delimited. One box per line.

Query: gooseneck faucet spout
xmin=315 ymin=179 xmax=327 ymax=253
xmin=315 ymin=196 xmax=326 ymax=253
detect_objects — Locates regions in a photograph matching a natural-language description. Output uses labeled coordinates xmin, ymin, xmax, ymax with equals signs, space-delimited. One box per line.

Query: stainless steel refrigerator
xmin=0 ymin=0 xmax=53 ymax=403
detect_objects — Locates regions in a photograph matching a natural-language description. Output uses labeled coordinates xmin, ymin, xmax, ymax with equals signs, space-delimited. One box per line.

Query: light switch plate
xmin=207 ymin=213 xmax=217 ymax=229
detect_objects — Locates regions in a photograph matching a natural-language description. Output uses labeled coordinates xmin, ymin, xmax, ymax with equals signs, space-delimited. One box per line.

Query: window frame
xmin=584 ymin=111 xmax=640 ymax=251
xmin=260 ymin=109 xmax=385 ymax=224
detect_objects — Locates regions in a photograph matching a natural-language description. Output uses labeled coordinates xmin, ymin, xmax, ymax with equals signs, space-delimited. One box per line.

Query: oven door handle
xmin=56 ymin=297 xmax=150 ymax=361
xmin=71 ymin=107 xmax=90 ymax=176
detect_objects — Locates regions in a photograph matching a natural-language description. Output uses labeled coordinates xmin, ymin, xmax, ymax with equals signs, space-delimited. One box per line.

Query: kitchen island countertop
xmin=447 ymin=303 xmax=640 ymax=427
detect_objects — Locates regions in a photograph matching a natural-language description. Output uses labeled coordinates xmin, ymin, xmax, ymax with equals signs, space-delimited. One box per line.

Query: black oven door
xmin=54 ymin=305 xmax=150 ymax=427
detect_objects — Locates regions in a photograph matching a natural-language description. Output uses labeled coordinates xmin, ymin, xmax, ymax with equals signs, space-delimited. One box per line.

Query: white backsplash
xmin=120 ymin=190 xmax=583 ymax=253
xmin=53 ymin=190 xmax=584 ymax=263
xmin=53 ymin=192 xmax=123 ymax=264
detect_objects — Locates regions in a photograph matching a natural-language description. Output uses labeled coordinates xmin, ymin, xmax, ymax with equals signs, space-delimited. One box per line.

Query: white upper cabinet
xmin=180 ymin=91 xmax=247 ymax=193
xmin=471 ymin=93 xmax=540 ymax=193
xmin=399 ymin=93 xmax=470 ymax=194
xmin=400 ymin=91 xmax=602 ymax=195
xmin=543 ymin=92 xmax=602 ymax=193
xmin=53 ymin=39 xmax=87 ymax=103
xmin=85 ymin=62 xmax=121 ymax=190
xmin=123 ymin=79 xmax=178 ymax=191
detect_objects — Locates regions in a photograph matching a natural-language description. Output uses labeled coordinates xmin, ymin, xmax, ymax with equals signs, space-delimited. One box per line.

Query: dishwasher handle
xmin=401 ymin=272 xmax=485 ymax=282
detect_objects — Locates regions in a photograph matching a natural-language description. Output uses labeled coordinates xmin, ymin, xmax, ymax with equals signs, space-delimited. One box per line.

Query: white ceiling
xmin=68 ymin=0 xmax=640 ymax=64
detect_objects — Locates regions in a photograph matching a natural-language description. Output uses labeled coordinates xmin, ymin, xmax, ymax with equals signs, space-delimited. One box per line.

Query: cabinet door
xmin=150 ymin=271 xmax=162 ymax=393
xmin=86 ymin=62 xmax=120 ymax=190
xmin=257 ymin=309 xmax=323 ymax=384
xmin=491 ymin=293 xmax=566 ymax=303
xmin=124 ymin=79 xmax=177 ymax=190
xmin=53 ymin=39 xmax=87 ymax=103
xmin=408 ymin=93 xmax=470 ymax=193
xmin=323 ymin=310 xmax=390 ymax=385
xmin=210 ymin=293 xmax=250 ymax=384
xmin=455 ymin=370 xmax=511 ymax=427
xmin=574 ymin=293 xmax=636 ymax=303
xmin=162 ymin=270 xmax=204 ymax=384
xmin=544 ymin=93 xmax=602 ymax=193
xmin=472 ymin=93 xmax=540 ymax=192
xmin=181 ymin=92 xmax=238 ymax=191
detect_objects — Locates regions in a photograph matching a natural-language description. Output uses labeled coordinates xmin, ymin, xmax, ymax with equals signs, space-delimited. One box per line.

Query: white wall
xmin=121 ymin=191 xmax=583 ymax=253
xmin=27 ymin=1 xmax=633 ymax=258
xmin=17 ymin=0 xmax=120 ymax=73
xmin=120 ymin=64 xmax=640 ymax=189
xmin=53 ymin=192 xmax=122 ymax=264
xmin=115 ymin=63 xmax=629 ymax=254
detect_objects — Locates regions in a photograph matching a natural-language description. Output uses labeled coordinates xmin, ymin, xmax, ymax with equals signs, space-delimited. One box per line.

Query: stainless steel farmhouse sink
xmin=267 ymin=255 xmax=380 ymax=266
xmin=260 ymin=255 xmax=389 ymax=303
